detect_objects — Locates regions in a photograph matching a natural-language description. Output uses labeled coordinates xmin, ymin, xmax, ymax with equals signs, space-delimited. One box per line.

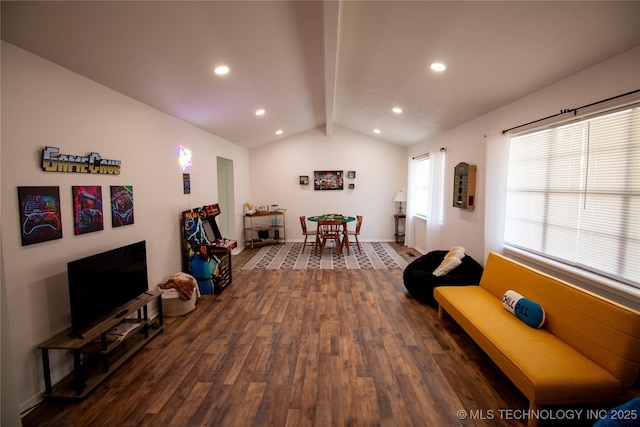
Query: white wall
xmin=249 ymin=126 xmax=408 ymax=243
xmin=408 ymin=46 xmax=640 ymax=263
xmin=1 ymin=42 xmax=251 ymax=411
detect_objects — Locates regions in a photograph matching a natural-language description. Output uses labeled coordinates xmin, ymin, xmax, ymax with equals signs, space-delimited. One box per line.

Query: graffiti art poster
xmin=18 ymin=186 xmax=63 ymax=246
xmin=72 ymin=186 xmax=103 ymax=235
xmin=110 ymin=185 xmax=134 ymax=227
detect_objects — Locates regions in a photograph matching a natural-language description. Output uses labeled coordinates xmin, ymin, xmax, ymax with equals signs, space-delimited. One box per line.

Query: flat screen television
xmin=67 ymin=240 xmax=149 ymax=337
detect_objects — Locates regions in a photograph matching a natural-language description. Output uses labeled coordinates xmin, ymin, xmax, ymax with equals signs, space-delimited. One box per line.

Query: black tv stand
xmin=38 ymin=290 xmax=163 ymax=399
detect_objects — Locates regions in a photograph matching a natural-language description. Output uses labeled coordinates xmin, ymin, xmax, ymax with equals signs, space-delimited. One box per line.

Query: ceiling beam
xmin=322 ymin=0 xmax=342 ymax=137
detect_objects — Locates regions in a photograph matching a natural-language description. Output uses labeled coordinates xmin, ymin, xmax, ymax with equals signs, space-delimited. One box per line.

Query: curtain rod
xmin=502 ymin=89 xmax=640 ymax=134
xmin=412 ymin=148 xmax=445 ymax=160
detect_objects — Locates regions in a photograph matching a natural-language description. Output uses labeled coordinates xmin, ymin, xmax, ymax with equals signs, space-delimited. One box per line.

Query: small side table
xmin=394 ymin=214 xmax=406 ymax=244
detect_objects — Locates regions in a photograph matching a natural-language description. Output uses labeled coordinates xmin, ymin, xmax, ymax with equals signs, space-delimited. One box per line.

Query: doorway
xmin=216 ymin=157 xmax=235 ymax=239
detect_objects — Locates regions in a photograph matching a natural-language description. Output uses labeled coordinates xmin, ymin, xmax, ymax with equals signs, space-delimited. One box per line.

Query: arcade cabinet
xmin=181 ymin=204 xmax=237 ymax=294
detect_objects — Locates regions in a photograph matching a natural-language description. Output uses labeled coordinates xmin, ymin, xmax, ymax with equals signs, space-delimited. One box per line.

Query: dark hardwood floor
xmin=25 ymin=243 xmax=603 ymax=426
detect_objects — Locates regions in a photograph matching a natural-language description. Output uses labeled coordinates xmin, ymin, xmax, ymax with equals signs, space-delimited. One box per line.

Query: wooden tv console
xmin=38 ymin=290 xmax=163 ymax=399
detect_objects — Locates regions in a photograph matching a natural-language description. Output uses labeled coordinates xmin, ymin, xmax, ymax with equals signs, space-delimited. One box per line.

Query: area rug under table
xmin=241 ymin=242 xmax=408 ymax=270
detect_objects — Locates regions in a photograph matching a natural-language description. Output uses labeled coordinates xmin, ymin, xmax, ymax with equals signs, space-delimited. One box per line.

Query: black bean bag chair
xmin=403 ymin=250 xmax=484 ymax=306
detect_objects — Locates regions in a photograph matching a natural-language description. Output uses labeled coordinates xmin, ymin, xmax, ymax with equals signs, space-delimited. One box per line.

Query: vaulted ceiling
xmin=3 ymin=1 xmax=640 ymax=149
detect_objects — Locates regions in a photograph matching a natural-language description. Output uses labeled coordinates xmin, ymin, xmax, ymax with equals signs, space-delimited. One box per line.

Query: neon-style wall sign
xmin=178 ymin=145 xmax=192 ymax=171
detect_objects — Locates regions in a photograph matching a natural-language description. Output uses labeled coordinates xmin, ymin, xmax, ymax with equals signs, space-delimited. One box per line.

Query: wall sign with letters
xmin=41 ymin=146 xmax=121 ymax=175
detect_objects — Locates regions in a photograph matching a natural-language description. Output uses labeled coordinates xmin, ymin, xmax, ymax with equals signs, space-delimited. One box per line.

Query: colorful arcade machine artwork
xmin=181 ymin=204 xmax=237 ymax=294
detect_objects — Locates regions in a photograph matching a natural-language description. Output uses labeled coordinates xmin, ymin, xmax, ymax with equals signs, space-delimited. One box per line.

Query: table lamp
xmin=393 ymin=191 xmax=407 ymax=215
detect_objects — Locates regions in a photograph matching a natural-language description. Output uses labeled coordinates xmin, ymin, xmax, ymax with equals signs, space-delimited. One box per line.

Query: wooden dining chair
xmin=344 ymin=215 xmax=363 ymax=255
xmin=316 ymin=219 xmax=343 ymax=259
xmin=299 ymin=216 xmax=317 ymax=254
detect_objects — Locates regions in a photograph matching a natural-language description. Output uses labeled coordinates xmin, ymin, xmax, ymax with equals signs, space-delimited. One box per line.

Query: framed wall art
xmin=72 ymin=186 xmax=104 ymax=235
xmin=17 ymin=186 xmax=63 ymax=246
xmin=314 ymin=170 xmax=343 ymax=191
xmin=110 ymin=185 xmax=134 ymax=227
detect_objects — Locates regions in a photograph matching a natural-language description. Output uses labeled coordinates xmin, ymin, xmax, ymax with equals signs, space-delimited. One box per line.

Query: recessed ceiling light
xmin=373 ymin=129 xmax=381 ymax=134
xmin=213 ymin=65 xmax=229 ymax=75
xmin=392 ymin=107 xmax=403 ymax=114
xmin=431 ymin=62 xmax=446 ymax=72
xmin=255 ymin=109 xmax=265 ymax=116
xmin=275 ymin=130 xmax=283 ymax=135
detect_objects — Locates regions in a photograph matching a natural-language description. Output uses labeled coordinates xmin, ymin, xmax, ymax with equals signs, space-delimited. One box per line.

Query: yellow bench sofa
xmin=434 ymin=252 xmax=640 ymax=426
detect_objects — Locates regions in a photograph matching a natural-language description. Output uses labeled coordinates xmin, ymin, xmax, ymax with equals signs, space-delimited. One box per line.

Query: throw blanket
xmin=158 ymin=272 xmax=197 ymax=300
xmin=433 ymin=246 xmax=466 ymax=276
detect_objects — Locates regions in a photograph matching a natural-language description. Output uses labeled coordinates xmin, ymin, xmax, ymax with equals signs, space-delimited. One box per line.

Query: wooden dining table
xmin=307 ymin=215 xmax=356 ymax=255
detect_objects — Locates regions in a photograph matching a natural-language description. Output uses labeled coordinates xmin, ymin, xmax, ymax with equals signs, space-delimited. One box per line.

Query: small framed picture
xmin=349 ymin=183 xmax=355 ymax=189
xmin=183 ymin=173 xmax=191 ymax=194
xmin=299 ymin=175 xmax=309 ymax=185
xmin=347 ymin=171 xmax=356 ymax=179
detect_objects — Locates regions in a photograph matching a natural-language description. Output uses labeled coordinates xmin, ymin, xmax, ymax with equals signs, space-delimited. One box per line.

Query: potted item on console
xmin=181 ymin=203 xmax=237 ymax=294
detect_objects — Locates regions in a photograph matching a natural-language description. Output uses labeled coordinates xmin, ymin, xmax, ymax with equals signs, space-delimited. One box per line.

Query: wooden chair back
xmin=354 ymin=215 xmax=363 ymax=234
xmin=318 ymin=219 xmax=342 ymax=237
xmin=300 ymin=215 xmax=317 ymax=254
xmin=317 ymin=219 xmax=343 ymax=258
xmin=345 ymin=215 xmax=363 ymax=254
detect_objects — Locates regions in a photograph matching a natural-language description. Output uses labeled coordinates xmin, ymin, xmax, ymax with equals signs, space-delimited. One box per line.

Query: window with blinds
xmin=504 ymin=104 xmax=640 ymax=287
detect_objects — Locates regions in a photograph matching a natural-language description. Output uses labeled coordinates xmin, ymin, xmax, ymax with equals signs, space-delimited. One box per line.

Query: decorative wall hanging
xmin=17 ymin=186 xmax=63 ymax=246
xmin=183 ymin=173 xmax=191 ymax=194
xmin=453 ymin=162 xmax=477 ymax=210
xmin=314 ymin=170 xmax=343 ymax=190
xmin=348 ymin=171 xmax=356 ymax=179
xmin=41 ymin=146 xmax=121 ymax=175
xmin=299 ymin=175 xmax=309 ymax=185
xmin=72 ymin=186 xmax=104 ymax=235
xmin=349 ymin=184 xmax=355 ymax=189
xmin=110 ymin=186 xmax=134 ymax=227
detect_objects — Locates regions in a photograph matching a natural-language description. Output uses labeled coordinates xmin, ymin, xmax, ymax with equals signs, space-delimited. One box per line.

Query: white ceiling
xmin=3 ymin=1 xmax=640 ymax=149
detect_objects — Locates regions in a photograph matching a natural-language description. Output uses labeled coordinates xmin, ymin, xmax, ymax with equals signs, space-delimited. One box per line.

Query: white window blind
xmin=504 ymin=104 xmax=640 ymax=287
